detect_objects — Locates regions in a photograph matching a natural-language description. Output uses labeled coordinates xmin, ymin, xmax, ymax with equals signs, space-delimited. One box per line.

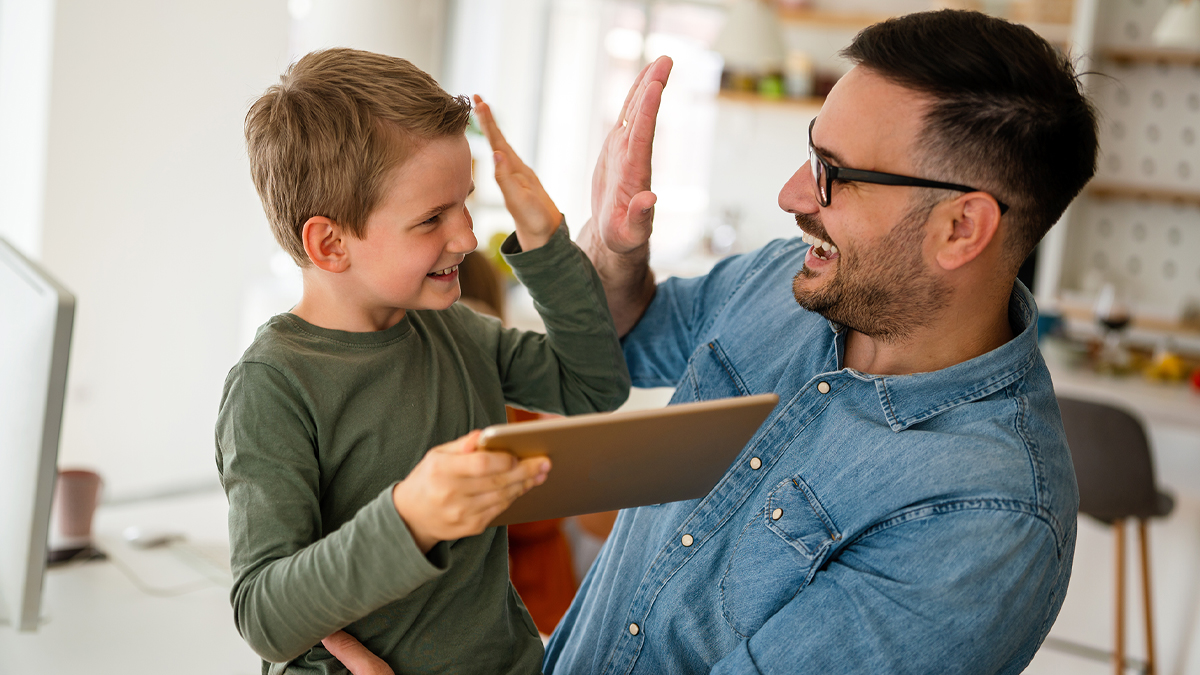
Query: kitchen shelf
xmin=1088 ymin=182 xmax=1200 ymax=207
xmin=716 ymin=90 xmax=824 ymax=109
xmin=775 ymin=8 xmax=891 ymax=29
xmin=1101 ymin=47 xmax=1200 ymax=66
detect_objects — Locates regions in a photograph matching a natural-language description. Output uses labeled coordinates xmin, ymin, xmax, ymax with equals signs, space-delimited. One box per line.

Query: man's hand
xmin=322 ymin=631 xmax=393 ymax=675
xmin=392 ymin=430 xmax=550 ymax=553
xmin=474 ymin=95 xmax=562 ymax=252
xmin=577 ymin=56 xmax=673 ymax=335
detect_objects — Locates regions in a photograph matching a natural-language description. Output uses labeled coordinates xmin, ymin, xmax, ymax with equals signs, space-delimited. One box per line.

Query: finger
xmin=435 ymin=429 xmax=483 ymax=455
xmin=460 ymin=454 xmax=548 ymax=496
xmin=322 ymin=631 xmax=395 ymax=675
xmin=473 ymin=95 xmax=522 ymax=166
xmin=475 ymin=457 xmax=551 ymax=508
xmin=616 ymin=59 xmax=656 ymax=129
xmin=619 ymin=56 xmax=673 ymax=138
xmin=625 ymin=80 xmax=664 ymax=183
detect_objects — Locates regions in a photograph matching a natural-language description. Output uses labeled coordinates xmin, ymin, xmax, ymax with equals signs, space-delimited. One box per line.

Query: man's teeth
xmin=430 ymin=265 xmax=458 ymax=276
xmin=800 ymin=231 xmax=838 ymax=255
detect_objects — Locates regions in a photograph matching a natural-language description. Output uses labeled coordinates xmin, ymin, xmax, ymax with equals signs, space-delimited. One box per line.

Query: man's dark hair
xmin=843 ymin=10 xmax=1098 ymax=269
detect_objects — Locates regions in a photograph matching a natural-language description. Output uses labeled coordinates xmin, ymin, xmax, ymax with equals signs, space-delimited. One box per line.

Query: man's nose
xmin=779 ymin=160 xmax=820 ymax=215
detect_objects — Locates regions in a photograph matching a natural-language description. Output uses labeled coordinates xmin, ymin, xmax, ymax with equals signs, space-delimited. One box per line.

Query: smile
xmin=799 ymin=230 xmax=839 ymax=261
xmin=428 ymin=265 xmax=459 ymax=277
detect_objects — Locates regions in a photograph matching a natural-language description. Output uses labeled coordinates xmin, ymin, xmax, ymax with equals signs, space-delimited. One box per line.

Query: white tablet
xmin=483 ymin=393 xmax=779 ymax=526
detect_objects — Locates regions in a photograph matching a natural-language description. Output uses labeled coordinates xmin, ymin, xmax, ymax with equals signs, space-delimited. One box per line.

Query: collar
xmin=835 ymin=281 xmax=1041 ymax=432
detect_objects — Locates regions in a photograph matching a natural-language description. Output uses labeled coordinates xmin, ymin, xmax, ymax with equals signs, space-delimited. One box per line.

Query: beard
xmin=792 ymin=201 xmax=949 ymax=343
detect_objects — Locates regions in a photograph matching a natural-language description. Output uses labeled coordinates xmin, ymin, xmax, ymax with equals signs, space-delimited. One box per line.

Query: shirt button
xmin=629 ymin=623 xmax=640 ymax=636
xmin=681 ymin=534 xmax=694 ymax=547
xmin=750 ymin=457 xmax=762 ymax=470
xmin=817 ymin=381 xmax=831 ymax=394
xmin=772 ymin=508 xmax=783 ymax=520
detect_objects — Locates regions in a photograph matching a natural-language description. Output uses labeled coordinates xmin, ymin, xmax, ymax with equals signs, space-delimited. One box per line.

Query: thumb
xmin=440 ymin=429 xmax=484 ymax=455
xmin=322 ymin=631 xmax=395 ymax=675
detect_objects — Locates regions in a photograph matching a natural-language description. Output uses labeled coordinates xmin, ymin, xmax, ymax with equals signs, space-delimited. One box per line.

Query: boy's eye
xmin=421 ymin=213 xmax=441 ymax=225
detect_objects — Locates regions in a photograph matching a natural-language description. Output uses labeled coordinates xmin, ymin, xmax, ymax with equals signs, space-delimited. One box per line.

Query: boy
xmin=216 ymin=48 xmax=630 ymax=674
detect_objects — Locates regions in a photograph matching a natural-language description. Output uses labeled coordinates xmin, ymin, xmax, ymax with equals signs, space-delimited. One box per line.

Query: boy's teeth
xmin=431 ymin=265 xmax=458 ymax=276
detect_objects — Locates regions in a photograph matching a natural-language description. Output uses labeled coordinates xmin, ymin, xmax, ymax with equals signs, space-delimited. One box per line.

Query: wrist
xmin=391 ymin=482 xmax=438 ymax=554
xmin=514 ymin=213 xmax=561 ymax=252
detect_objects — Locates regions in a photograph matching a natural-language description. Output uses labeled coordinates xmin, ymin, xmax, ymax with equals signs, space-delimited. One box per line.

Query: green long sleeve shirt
xmin=215 ymin=225 xmax=630 ymax=674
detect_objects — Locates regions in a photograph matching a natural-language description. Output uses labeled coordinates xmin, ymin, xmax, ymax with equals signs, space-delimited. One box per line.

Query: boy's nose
xmin=450 ymin=211 xmax=477 ymax=254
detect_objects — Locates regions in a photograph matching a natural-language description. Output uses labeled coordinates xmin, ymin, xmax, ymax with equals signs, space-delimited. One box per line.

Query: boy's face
xmin=344 ymin=134 xmax=477 ymax=316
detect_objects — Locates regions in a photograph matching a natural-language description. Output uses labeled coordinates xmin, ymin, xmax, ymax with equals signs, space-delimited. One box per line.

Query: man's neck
xmin=842 ymin=290 xmax=1015 ymax=376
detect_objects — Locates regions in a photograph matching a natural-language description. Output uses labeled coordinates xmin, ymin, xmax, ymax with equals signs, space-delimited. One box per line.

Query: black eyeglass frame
xmin=807 ymin=119 xmax=1009 ymax=215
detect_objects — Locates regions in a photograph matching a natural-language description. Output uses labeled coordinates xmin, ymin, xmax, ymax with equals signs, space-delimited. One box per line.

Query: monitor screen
xmin=0 ymin=237 xmax=74 ymax=632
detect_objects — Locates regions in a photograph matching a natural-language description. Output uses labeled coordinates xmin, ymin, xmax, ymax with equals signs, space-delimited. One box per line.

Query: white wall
xmin=39 ymin=0 xmax=291 ymax=500
xmin=0 ymin=0 xmax=56 ymax=259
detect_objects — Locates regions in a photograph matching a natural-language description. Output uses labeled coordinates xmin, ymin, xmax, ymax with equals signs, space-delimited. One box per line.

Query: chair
xmin=1058 ymin=396 xmax=1175 ymax=675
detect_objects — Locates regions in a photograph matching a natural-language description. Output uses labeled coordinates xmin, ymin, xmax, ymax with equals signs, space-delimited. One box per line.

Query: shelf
xmin=716 ymin=90 xmax=824 ymax=109
xmin=1087 ymin=182 xmax=1200 ymax=207
xmin=1101 ymin=47 xmax=1200 ymax=66
xmin=775 ymin=8 xmax=892 ymax=29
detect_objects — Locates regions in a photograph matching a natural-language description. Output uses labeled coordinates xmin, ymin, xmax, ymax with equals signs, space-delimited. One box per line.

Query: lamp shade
xmin=713 ymin=0 xmax=786 ymax=73
xmin=1152 ymin=0 xmax=1200 ymax=49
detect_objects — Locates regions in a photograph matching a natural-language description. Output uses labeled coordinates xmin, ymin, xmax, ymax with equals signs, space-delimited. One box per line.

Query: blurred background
xmin=3 ymin=0 xmax=1200 ymax=672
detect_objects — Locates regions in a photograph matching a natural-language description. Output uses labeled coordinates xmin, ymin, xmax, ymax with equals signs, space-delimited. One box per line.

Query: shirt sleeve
xmin=710 ymin=507 xmax=1067 ymax=674
xmin=496 ymin=221 xmax=631 ymax=415
xmin=216 ymin=362 xmax=451 ymax=664
xmin=621 ymin=240 xmax=803 ymax=389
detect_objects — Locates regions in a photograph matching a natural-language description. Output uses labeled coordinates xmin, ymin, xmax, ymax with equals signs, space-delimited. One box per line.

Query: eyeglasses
xmin=807 ymin=119 xmax=1009 ymax=215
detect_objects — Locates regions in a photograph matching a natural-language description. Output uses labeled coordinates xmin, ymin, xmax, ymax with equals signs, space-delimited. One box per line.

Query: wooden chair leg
xmin=1115 ymin=518 xmax=1126 ymax=675
xmin=1139 ymin=519 xmax=1156 ymax=675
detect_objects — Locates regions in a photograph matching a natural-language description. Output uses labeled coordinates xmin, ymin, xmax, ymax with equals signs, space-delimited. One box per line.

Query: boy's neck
xmin=292 ymin=272 xmax=407 ymax=333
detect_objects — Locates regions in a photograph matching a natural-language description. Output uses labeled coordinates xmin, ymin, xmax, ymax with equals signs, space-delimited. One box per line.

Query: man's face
xmin=777 ymin=67 xmax=948 ymax=342
xmin=343 ymin=134 xmax=478 ymax=313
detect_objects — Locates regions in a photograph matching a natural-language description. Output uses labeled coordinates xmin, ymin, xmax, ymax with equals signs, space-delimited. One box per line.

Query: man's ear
xmin=933 ymin=193 xmax=1003 ymax=272
xmin=302 ymin=216 xmax=350 ymax=273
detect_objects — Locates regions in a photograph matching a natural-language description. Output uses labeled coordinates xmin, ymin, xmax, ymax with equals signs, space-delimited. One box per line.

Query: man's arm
xmin=710 ymin=507 xmax=1067 ymax=674
xmin=577 ymin=56 xmax=672 ymax=336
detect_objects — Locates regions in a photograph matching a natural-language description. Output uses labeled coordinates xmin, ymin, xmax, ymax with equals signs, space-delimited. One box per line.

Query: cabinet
xmin=1036 ymin=0 xmax=1200 ymax=349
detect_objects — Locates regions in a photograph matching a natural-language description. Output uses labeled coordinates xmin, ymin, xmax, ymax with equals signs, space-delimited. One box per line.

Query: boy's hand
xmin=392 ymin=430 xmax=550 ymax=553
xmin=322 ymin=630 xmax=394 ymax=675
xmin=473 ymin=95 xmax=561 ymax=251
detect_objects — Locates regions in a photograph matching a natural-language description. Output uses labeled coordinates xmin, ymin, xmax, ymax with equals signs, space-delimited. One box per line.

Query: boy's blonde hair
xmin=246 ymin=48 xmax=472 ymax=265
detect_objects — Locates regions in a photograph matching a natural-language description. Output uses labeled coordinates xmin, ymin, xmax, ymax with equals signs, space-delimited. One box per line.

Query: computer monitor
xmin=0 ymin=236 xmax=75 ymax=632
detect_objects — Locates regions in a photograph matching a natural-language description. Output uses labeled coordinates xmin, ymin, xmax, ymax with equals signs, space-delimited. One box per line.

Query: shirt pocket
xmin=677 ymin=337 xmax=750 ymax=404
xmin=719 ymin=474 xmax=839 ymax=637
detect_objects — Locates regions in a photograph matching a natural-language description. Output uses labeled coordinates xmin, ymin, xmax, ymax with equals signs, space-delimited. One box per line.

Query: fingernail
xmin=493 ymin=151 xmax=503 ymax=163
xmin=641 ymin=207 xmax=652 ymax=215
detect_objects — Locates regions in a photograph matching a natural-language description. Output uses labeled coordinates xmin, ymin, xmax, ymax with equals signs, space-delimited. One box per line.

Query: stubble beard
xmin=791 ymin=204 xmax=949 ymax=343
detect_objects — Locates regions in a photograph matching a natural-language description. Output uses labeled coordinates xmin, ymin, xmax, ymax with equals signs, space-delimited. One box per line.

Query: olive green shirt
xmin=215 ymin=225 xmax=629 ymax=674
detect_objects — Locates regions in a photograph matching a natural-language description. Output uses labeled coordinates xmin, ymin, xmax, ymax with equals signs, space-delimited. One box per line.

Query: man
xmin=546 ymin=10 xmax=1097 ymax=674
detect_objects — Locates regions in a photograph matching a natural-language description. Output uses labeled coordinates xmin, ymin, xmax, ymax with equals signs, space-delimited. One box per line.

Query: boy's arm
xmin=216 ymin=364 xmax=547 ymax=663
xmin=475 ymin=98 xmax=630 ymax=415
xmin=217 ymin=362 xmax=444 ymax=663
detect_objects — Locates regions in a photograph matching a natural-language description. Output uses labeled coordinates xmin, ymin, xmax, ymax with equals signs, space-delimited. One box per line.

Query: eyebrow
xmin=414 ymin=182 xmax=475 ymax=223
xmin=809 ymin=118 xmax=849 ymax=167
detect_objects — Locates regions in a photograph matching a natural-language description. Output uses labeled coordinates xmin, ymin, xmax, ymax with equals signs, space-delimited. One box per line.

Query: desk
xmin=0 ymin=489 xmax=260 ymax=675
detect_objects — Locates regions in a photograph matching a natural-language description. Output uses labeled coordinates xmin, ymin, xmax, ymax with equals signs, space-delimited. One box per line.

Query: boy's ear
xmin=933 ymin=193 xmax=1003 ymax=272
xmin=302 ymin=216 xmax=350 ymax=273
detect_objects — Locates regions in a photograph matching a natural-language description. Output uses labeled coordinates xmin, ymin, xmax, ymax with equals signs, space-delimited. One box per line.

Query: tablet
xmin=483 ymin=393 xmax=779 ymax=526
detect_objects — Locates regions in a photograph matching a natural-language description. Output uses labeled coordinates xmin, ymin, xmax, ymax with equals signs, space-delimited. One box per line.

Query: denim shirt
xmin=544 ymin=238 xmax=1079 ymax=675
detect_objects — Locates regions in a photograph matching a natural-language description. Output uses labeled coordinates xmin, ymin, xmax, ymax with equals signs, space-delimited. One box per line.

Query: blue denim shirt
xmin=545 ymin=238 xmax=1078 ymax=674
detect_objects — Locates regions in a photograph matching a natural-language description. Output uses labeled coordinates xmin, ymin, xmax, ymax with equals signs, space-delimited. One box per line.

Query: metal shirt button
xmin=681 ymin=534 xmax=694 ymax=547
xmin=629 ymin=623 xmax=640 ymax=636
xmin=817 ymin=381 xmax=831 ymax=394
xmin=772 ymin=508 xmax=783 ymax=520
xmin=749 ymin=457 xmax=762 ymax=470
